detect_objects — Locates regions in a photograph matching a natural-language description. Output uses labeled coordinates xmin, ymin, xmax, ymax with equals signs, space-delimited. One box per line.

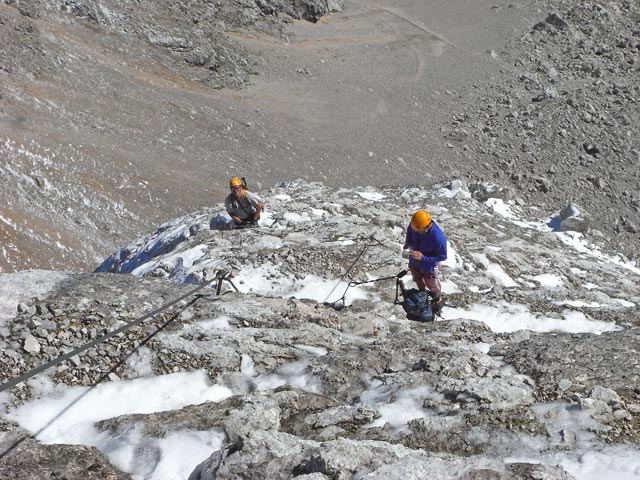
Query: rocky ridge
xmin=1 ymin=181 xmax=639 ymax=478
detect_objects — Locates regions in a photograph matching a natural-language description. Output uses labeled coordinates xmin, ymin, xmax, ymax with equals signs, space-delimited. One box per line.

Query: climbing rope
xmin=322 ymin=234 xmax=387 ymax=308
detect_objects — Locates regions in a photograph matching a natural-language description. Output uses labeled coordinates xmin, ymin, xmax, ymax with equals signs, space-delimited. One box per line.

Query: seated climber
xmin=224 ymin=177 xmax=263 ymax=228
xmin=210 ymin=177 xmax=263 ymax=231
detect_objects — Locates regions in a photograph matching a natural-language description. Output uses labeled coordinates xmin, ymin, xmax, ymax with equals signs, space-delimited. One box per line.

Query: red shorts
xmin=409 ymin=265 xmax=441 ymax=297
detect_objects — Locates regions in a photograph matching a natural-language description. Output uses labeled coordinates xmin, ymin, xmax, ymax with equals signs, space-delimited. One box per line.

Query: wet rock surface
xmin=1 ymin=182 xmax=639 ymax=478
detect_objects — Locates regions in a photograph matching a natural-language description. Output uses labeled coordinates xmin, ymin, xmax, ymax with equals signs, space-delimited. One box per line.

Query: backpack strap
xmin=232 ymin=193 xmax=254 ymax=219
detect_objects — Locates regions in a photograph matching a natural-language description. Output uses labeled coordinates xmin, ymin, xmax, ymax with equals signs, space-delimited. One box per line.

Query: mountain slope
xmin=1 ymin=181 xmax=639 ymax=479
xmin=11 ymin=0 xmax=640 ymax=272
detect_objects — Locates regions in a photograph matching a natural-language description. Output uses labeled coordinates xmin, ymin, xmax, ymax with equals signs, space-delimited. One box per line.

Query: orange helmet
xmin=411 ymin=210 xmax=432 ymax=230
xmin=229 ymin=177 xmax=243 ymax=189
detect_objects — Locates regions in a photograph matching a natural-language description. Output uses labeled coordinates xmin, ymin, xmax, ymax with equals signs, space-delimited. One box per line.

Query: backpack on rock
xmin=401 ymin=288 xmax=434 ymax=322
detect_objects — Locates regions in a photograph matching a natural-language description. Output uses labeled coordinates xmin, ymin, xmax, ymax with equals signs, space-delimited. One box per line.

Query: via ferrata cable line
xmin=0 ymin=271 xmax=235 ymax=394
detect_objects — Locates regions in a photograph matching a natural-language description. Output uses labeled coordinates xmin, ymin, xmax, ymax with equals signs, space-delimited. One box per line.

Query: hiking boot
xmin=431 ymin=295 xmax=444 ymax=315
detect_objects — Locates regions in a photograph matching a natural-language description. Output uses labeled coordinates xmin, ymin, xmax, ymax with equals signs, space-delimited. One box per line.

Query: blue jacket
xmin=405 ymin=222 xmax=447 ymax=273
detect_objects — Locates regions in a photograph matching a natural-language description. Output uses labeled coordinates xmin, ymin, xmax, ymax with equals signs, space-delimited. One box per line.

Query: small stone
xmin=23 ymin=334 xmax=41 ymax=354
xmin=583 ymin=143 xmax=600 ymax=156
xmin=613 ymin=409 xmax=632 ymax=421
xmin=559 ymin=203 xmax=591 ymax=232
xmin=545 ymin=12 xmax=569 ymax=29
xmin=560 ymin=428 xmax=576 ymax=446
xmin=557 ymin=379 xmax=572 ymax=391
xmin=590 ymin=385 xmax=620 ymax=403
xmin=32 ymin=175 xmax=46 ymax=188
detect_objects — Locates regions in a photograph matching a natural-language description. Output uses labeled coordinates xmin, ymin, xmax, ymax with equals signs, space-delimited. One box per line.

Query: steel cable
xmin=0 ymin=275 xmax=220 ymax=394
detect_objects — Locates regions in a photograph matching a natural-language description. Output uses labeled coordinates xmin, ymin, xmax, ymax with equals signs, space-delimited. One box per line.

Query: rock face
xmin=1 ymin=182 xmax=639 ymax=478
xmin=0 ymin=419 xmax=131 ymax=480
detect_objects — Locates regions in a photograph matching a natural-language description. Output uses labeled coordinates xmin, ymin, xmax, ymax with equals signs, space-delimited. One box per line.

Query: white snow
xmin=441 ymin=301 xmax=621 ymax=334
xmin=4 ymin=370 xmax=231 ymax=480
xmin=441 ymin=242 xmax=464 ymax=270
xmin=132 ymin=244 xmax=207 ymax=277
xmin=362 ymin=384 xmax=445 ymax=431
xmin=233 ymin=263 xmax=374 ymax=304
xmin=253 ymin=361 xmax=322 ymax=393
xmin=6 ymin=371 xmax=231 ymax=442
xmin=524 ymin=273 xmax=565 ymax=288
xmin=283 ymin=212 xmax=311 ymax=223
xmin=356 ymin=191 xmax=386 ymax=201
xmin=197 ymin=315 xmax=232 ymax=330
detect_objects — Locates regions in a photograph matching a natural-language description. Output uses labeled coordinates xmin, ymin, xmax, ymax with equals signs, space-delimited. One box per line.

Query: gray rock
xmin=557 ymin=379 xmax=572 ymax=391
xmin=2 ymin=181 xmax=640 ymax=478
xmin=438 ymin=376 xmax=534 ymax=411
xmin=545 ymin=12 xmax=569 ymax=30
xmin=23 ymin=334 xmax=40 ymax=354
xmin=559 ymin=203 xmax=591 ymax=232
xmin=469 ymin=182 xmax=514 ymax=202
xmin=589 ymin=385 xmax=620 ymax=403
xmin=0 ymin=420 xmax=131 ymax=480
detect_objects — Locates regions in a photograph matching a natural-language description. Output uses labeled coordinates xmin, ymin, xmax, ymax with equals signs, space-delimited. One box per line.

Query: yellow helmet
xmin=411 ymin=210 xmax=432 ymax=231
xmin=229 ymin=177 xmax=243 ymax=188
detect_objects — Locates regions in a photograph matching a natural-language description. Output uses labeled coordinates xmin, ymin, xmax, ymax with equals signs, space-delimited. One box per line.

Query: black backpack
xmin=401 ymin=288 xmax=434 ymax=322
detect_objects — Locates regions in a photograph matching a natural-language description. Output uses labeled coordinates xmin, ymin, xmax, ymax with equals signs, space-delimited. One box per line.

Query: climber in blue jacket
xmin=403 ymin=209 xmax=447 ymax=306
